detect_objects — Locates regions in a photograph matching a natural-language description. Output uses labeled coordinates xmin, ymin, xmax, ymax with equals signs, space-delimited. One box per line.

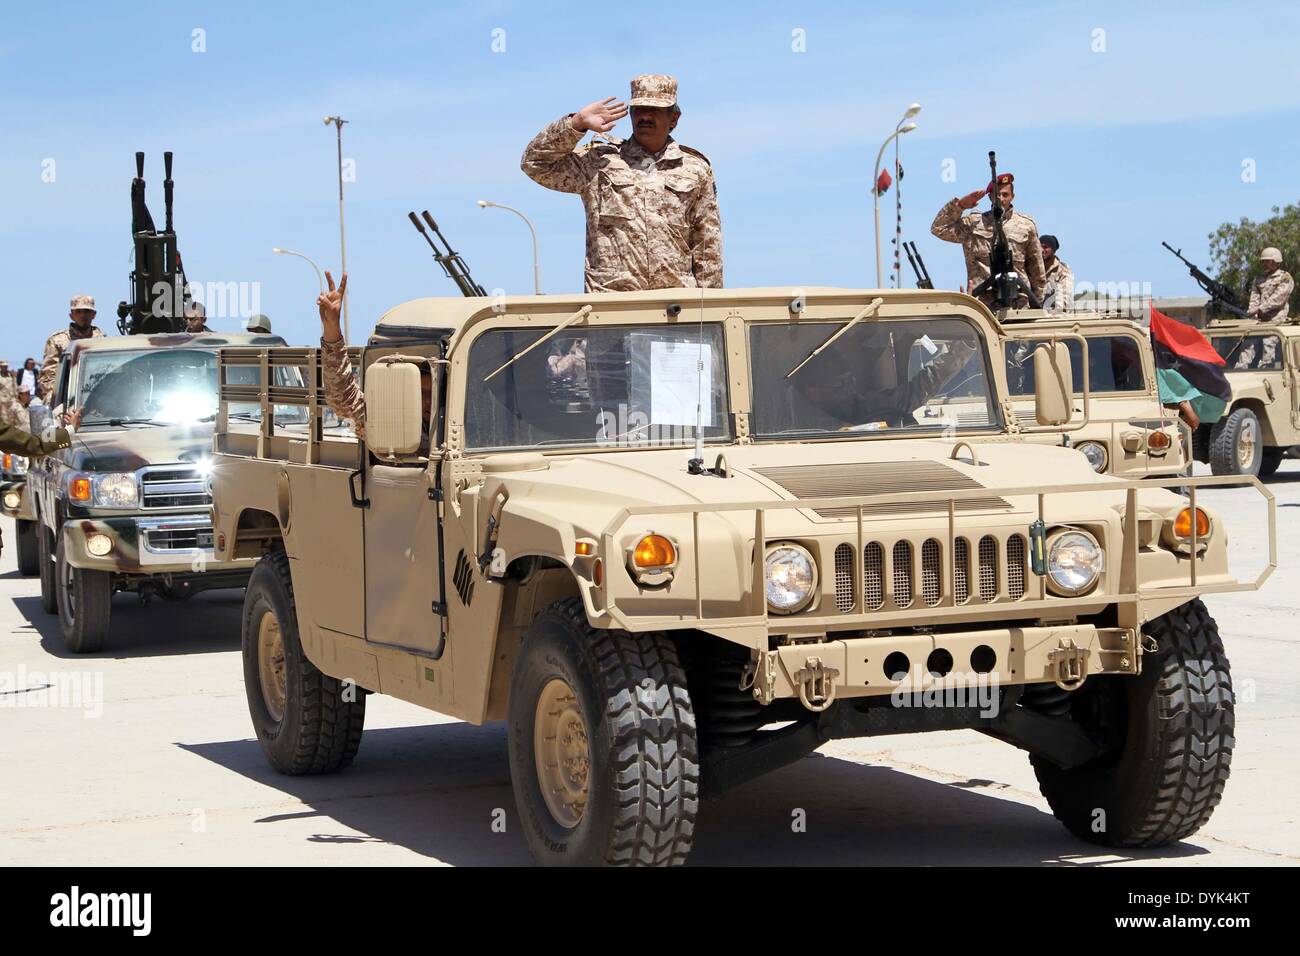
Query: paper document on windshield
xmin=650 ymin=340 xmax=713 ymax=427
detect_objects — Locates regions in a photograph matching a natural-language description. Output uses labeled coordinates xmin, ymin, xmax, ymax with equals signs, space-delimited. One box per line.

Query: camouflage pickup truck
xmin=27 ymin=331 xmax=286 ymax=652
xmin=212 ymin=287 xmax=1272 ymax=867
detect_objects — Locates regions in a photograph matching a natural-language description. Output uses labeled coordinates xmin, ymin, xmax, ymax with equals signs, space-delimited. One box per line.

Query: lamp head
xmin=904 ymin=102 xmax=922 ymax=119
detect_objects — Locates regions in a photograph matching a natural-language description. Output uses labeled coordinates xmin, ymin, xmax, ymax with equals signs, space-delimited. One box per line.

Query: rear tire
xmin=508 ymin=598 xmax=699 ymax=866
xmin=56 ymin=534 xmax=112 ymax=654
xmin=1031 ymin=599 xmax=1233 ymax=846
xmin=1259 ymin=447 xmax=1284 ymax=479
xmin=1209 ymin=407 xmax=1261 ymax=478
xmin=15 ymin=519 xmax=38 ymax=576
xmin=37 ymin=524 xmax=57 ymax=614
xmin=242 ymin=550 xmax=365 ymax=774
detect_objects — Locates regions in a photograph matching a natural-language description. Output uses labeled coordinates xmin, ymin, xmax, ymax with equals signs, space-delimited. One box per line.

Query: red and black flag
xmin=1150 ymin=305 xmax=1230 ymax=425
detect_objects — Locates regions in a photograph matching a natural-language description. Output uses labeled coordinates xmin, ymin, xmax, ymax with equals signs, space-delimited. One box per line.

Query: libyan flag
xmin=1149 ymin=305 xmax=1230 ymax=426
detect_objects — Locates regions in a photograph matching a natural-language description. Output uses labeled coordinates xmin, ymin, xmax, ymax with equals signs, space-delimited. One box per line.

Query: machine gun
xmin=116 ymin=151 xmax=192 ymax=334
xmin=1161 ymin=242 xmax=1249 ymax=319
xmin=970 ymin=151 xmax=1041 ymax=310
xmin=407 ymin=211 xmax=486 ymax=297
xmin=903 ymin=241 xmax=933 ymax=289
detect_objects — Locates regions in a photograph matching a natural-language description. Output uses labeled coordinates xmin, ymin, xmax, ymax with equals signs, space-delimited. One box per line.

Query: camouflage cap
xmin=69 ymin=294 xmax=96 ymax=312
xmin=629 ymin=74 xmax=677 ymax=109
xmin=1260 ymin=247 xmax=1283 ymax=263
xmin=246 ymin=314 xmax=272 ymax=333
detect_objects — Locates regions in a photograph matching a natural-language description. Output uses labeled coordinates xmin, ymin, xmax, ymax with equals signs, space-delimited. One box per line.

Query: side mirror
xmin=365 ymin=362 xmax=424 ymax=456
xmin=1033 ymin=342 xmax=1073 ymax=426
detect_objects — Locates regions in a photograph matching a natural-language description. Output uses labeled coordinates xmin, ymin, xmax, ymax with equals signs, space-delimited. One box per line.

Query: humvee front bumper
xmin=61 ymin=514 xmax=256 ymax=578
xmin=1 ymin=479 xmax=34 ymax=521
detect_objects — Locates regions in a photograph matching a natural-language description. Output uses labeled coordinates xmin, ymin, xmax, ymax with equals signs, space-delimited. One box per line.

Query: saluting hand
xmin=957 ymin=189 xmax=985 ymax=210
xmin=318 ymin=271 xmax=347 ymax=343
xmin=571 ymin=97 xmax=628 ymax=134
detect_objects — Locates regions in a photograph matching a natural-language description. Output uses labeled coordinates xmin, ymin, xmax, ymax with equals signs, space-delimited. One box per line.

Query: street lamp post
xmin=477 ymin=199 xmax=541 ymax=295
xmin=272 ymin=247 xmax=325 ymax=293
xmin=324 ymin=115 xmax=350 ymax=341
xmin=873 ymin=103 xmax=921 ymax=288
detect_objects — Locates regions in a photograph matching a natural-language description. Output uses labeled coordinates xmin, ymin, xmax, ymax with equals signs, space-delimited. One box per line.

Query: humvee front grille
xmin=141 ymin=466 xmax=211 ymax=510
xmin=832 ymin=532 xmax=1031 ymax=613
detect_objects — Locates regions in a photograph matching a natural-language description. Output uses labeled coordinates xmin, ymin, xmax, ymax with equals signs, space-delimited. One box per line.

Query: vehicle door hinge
xmin=431 ymin=601 xmax=447 ymax=616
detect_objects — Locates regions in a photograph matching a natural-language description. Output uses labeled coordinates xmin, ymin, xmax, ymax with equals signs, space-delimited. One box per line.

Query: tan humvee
xmin=999 ymin=310 xmax=1188 ymax=478
xmin=1191 ymin=318 xmax=1300 ymax=477
xmin=211 ymin=287 xmax=1273 ymax=867
xmin=25 ymin=331 xmax=286 ymax=652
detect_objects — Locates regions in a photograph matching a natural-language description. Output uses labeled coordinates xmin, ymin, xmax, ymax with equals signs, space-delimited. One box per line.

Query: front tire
xmin=508 ymin=598 xmax=699 ymax=866
xmin=1259 ymin=447 xmax=1284 ymax=479
xmin=56 ymin=534 xmax=112 ymax=654
xmin=1209 ymin=407 xmax=1261 ymax=477
xmin=1031 ymin=598 xmax=1233 ymax=846
xmin=242 ymin=550 xmax=365 ymax=774
xmin=15 ymin=519 xmax=38 ymax=576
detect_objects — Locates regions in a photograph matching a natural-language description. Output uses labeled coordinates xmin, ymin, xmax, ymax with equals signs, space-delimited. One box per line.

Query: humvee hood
xmin=64 ymin=422 xmax=214 ymax=472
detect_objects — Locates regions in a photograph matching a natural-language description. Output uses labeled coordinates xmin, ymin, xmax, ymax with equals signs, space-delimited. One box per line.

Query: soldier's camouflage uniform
xmin=1247 ymin=269 xmax=1294 ymax=322
xmin=39 ymin=324 xmax=104 ymax=402
xmin=0 ymin=419 xmax=68 ymax=457
xmin=1042 ymin=257 xmax=1075 ymax=313
xmin=931 ymin=199 xmax=1046 ymax=309
xmin=321 ymin=337 xmax=368 ymax=440
xmin=521 ymin=117 xmax=723 ymax=292
xmin=0 ymin=374 xmax=22 ymax=430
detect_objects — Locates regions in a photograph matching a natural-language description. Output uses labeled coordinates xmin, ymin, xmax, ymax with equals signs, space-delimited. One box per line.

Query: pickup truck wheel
xmin=242 ymin=550 xmax=365 ymax=774
xmin=15 ymin=519 xmax=38 ymax=576
xmin=1208 ymin=407 xmax=1261 ymax=477
xmin=1031 ymin=598 xmax=1233 ymax=846
xmin=37 ymin=524 xmax=57 ymax=614
xmin=508 ymin=598 xmax=699 ymax=866
xmin=56 ymin=534 xmax=112 ymax=654
xmin=1259 ymin=447 xmax=1284 ymax=478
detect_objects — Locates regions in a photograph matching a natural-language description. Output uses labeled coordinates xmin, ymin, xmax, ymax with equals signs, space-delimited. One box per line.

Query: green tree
xmin=1208 ymin=201 xmax=1300 ymax=317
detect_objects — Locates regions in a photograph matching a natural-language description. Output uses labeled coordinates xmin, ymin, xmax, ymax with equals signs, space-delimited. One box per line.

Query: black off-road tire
xmin=1209 ymin=407 xmax=1261 ymax=478
xmin=1032 ymin=599 xmax=1233 ymax=846
xmin=1259 ymin=447 xmax=1284 ymax=479
xmin=56 ymin=534 xmax=112 ymax=654
xmin=37 ymin=523 xmax=57 ymax=614
xmin=508 ymin=598 xmax=699 ymax=866
xmin=15 ymin=519 xmax=38 ymax=576
xmin=242 ymin=550 xmax=365 ymax=775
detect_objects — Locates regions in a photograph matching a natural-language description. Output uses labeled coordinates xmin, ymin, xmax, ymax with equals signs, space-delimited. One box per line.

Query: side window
xmin=54 ymin=357 xmax=71 ymax=409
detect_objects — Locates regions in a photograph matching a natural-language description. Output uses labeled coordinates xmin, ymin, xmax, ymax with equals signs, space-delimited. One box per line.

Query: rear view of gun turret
xmin=117 ymin=151 xmax=192 ymax=334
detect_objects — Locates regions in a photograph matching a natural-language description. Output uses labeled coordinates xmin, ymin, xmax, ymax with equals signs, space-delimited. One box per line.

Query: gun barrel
xmin=135 ymin=151 xmax=145 ymax=178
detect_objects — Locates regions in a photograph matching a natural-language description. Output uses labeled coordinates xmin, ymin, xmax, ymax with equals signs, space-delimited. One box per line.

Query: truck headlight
xmin=765 ymin=543 xmax=817 ymax=613
xmin=3 ymin=490 xmax=20 ymax=510
xmin=93 ymin=473 xmax=140 ymax=508
xmin=1046 ymin=530 xmax=1103 ymax=596
xmin=1076 ymin=441 xmax=1108 ymax=473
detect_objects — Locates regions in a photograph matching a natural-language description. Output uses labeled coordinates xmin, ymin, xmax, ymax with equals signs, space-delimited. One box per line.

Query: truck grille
xmin=144 ymin=526 xmax=214 ymax=551
xmin=832 ymin=533 xmax=1029 ymax=612
xmin=141 ymin=467 xmax=211 ymax=510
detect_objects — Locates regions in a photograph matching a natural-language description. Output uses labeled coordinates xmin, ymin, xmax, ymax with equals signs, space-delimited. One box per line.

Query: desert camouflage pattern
xmin=0 ymin=373 xmax=23 ymax=430
xmin=1247 ymin=269 xmax=1294 ymax=322
xmin=521 ymin=116 xmax=723 ymax=292
xmin=1042 ymin=257 xmax=1074 ymax=313
xmin=39 ymin=323 xmax=104 ymax=401
xmin=931 ymin=198 xmax=1046 ymax=308
xmin=321 ymin=336 xmax=367 ymax=439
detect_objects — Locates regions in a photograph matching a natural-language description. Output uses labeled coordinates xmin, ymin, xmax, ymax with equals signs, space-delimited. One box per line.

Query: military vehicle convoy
xmin=2 ymin=449 xmax=39 ymax=576
xmin=27 ymin=332 xmax=286 ymax=652
xmin=1193 ymin=319 xmax=1300 ymax=478
xmin=211 ymin=287 xmax=1271 ymax=866
xmin=1000 ymin=311 xmax=1188 ymax=478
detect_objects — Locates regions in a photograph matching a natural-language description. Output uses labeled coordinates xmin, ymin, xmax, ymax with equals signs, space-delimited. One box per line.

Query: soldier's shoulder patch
xmin=679 ymin=144 xmax=712 ymax=166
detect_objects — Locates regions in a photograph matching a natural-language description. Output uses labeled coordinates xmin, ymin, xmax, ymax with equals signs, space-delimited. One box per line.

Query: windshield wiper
xmin=786 ymin=297 xmax=884 ymax=378
xmin=83 ymin=417 xmax=164 ymax=427
xmin=484 ymin=305 xmax=593 ymax=382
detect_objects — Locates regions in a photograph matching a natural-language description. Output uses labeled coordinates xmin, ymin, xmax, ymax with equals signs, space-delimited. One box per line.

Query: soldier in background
xmin=39 ymin=294 xmax=104 ymax=402
xmin=245 ymin=314 xmax=272 ymax=334
xmin=1247 ymin=247 xmax=1293 ymax=322
xmin=0 ymin=360 xmax=17 ymax=424
xmin=1040 ymin=235 xmax=1074 ymax=313
xmin=931 ymin=172 xmax=1045 ymax=309
xmin=521 ymin=73 xmax=723 ymax=292
xmin=183 ymin=301 xmax=211 ymax=333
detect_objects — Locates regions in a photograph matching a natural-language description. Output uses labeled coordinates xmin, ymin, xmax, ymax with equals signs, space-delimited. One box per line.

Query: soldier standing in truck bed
xmin=521 ymin=73 xmax=723 ymax=293
xmin=931 ymin=172 xmax=1045 ymax=309
xmin=1247 ymin=247 xmax=1294 ymax=322
xmin=39 ymin=294 xmax=104 ymax=402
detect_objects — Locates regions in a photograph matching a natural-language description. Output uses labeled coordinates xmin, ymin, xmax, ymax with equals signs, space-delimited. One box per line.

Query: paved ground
xmin=2 ymin=463 xmax=1297 ymax=866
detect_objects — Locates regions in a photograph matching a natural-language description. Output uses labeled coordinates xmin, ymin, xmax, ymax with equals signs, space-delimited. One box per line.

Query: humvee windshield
xmin=1211 ymin=333 xmax=1283 ymax=371
xmin=748 ymin=316 xmax=998 ymax=439
xmin=1006 ymin=334 xmax=1145 ymax=396
xmin=465 ymin=324 xmax=730 ymax=450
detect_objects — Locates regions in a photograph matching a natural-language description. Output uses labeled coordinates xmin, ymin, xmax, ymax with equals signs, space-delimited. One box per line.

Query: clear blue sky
xmin=2 ymin=0 xmax=1297 ymax=360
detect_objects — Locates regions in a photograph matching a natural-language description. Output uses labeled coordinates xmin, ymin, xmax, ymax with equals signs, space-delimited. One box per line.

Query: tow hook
xmin=794 ymin=656 xmax=840 ymax=712
xmin=1048 ymin=638 xmax=1089 ymax=691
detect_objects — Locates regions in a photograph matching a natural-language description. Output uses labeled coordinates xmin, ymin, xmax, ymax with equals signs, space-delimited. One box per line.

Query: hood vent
xmin=750 ymin=460 xmax=1012 ymax=519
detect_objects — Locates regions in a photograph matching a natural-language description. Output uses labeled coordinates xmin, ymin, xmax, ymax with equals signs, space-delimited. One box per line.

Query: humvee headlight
xmin=1046 ymin=530 xmax=1103 ymax=596
xmin=3 ymin=491 xmax=20 ymax=510
xmin=93 ymin=473 xmax=140 ymax=509
xmin=1173 ymin=507 xmax=1211 ymax=540
xmin=765 ymin=544 xmax=818 ymax=613
xmin=1076 ymin=441 xmax=1108 ymax=473
xmin=86 ymin=533 xmax=114 ymax=557
xmin=632 ymin=534 xmax=676 ymax=570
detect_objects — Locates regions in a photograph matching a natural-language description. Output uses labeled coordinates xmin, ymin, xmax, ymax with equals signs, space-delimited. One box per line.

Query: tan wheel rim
xmin=257 ymin=611 xmax=287 ymax=723
xmin=533 ymin=678 xmax=590 ymax=829
xmin=1237 ymin=419 xmax=1258 ymax=470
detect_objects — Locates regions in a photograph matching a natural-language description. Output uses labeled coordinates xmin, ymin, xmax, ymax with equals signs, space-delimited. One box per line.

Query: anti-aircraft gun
xmin=970 ymin=150 xmax=1041 ymax=310
xmin=116 ymin=151 xmax=192 ymax=334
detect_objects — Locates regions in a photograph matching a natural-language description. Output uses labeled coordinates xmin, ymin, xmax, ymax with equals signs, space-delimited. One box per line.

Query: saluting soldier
xmin=39 ymin=294 xmax=104 ymax=402
xmin=1247 ymin=247 xmax=1294 ymax=322
xmin=521 ymin=73 xmax=723 ymax=292
xmin=931 ymin=172 xmax=1046 ymax=309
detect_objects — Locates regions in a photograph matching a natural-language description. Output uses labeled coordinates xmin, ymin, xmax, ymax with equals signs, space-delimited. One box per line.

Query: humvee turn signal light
xmin=575 ymin=541 xmax=594 ymax=556
xmin=69 ymin=477 xmax=92 ymax=502
xmin=1174 ymin=507 xmax=1210 ymax=539
xmin=1147 ymin=430 xmax=1171 ymax=450
xmin=633 ymin=534 xmax=676 ymax=569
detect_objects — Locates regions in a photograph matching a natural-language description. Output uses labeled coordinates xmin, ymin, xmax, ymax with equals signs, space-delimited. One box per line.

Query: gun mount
xmin=116 ymin=151 xmax=191 ymax=335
